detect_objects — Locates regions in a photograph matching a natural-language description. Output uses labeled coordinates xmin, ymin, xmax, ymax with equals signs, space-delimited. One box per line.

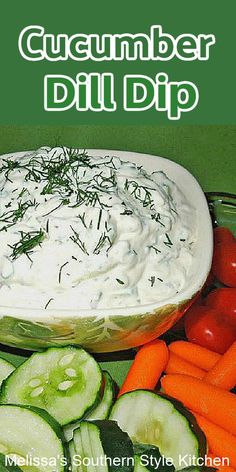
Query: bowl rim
xmin=0 ymin=148 xmax=213 ymax=320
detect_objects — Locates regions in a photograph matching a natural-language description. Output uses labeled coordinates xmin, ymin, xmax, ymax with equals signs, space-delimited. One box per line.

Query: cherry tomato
xmin=185 ymin=305 xmax=236 ymax=354
xmin=212 ymin=242 xmax=236 ymax=287
xmin=205 ymin=288 xmax=236 ymax=327
xmin=214 ymin=227 xmax=235 ymax=245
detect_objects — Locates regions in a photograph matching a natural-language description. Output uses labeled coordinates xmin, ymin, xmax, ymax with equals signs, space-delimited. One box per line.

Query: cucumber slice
xmin=0 ymin=452 xmax=23 ymax=471
xmin=0 ymin=358 xmax=15 ymax=388
xmin=70 ymin=420 xmax=134 ymax=472
xmin=134 ymin=444 xmax=174 ymax=472
xmin=0 ymin=404 xmax=68 ymax=471
xmin=109 ymin=390 xmax=206 ymax=470
xmin=0 ymin=346 xmax=102 ymax=426
xmin=68 ymin=442 xmax=79 ymax=472
xmin=134 ymin=456 xmax=148 ymax=472
xmin=87 ymin=372 xmax=115 ymax=421
xmin=64 ymin=371 xmax=115 ymax=442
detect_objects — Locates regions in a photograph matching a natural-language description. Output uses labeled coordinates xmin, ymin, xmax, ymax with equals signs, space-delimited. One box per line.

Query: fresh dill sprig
xmin=0 ymin=159 xmax=22 ymax=182
xmin=70 ymin=226 xmax=89 ymax=255
xmin=149 ymin=245 xmax=161 ymax=254
xmin=78 ymin=212 xmax=87 ymax=228
xmin=58 ymin=261 xmax=69 ymax=283
xmin=0 ymin=199 xmax=37 ymax=231
xmin=93 ymin=232 xmax=112 ymax=255
xmin=148 ymin=276 xmax=155 ymax=287
xmin=44 ymin=298 xmax=54 ymax=309
xmin=18 ymin=187 xmax=29 ymax=198
xmin=125 ymin=179 xmax=154 ymax=208
xmin=97 ymin=209 xmax=102 ymax=230
xmin=151 ymin=212 xmax=165 ymax=227
xmin=120 ymin=209 xmax=133 ymax=216
xmin=164 ymin=233 xmax=173 ymax=247
xmin=9 ymin=229 xmax=45 ymax=260
xmin=116 ymin=278 xmax=125 ymax=285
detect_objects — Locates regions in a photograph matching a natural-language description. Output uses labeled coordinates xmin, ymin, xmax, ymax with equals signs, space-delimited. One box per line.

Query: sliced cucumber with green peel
xmin=0 ymin=452 xmax=23 ymax=471
xmin=0 ymin=346 xmax=102 ymax=426
xmin=109 ymin=390 xmax=206 ymax=470
xmin=70 ymin=420 xmax=134 ymax=471
xmin=68 ymin=442 xmax=77 ymax=472
xmin=0 ymin=358 xmax=15 ymax=388
xmin=134 ymin=444 xmax=174 ymax=472
xmin=87 ymin=371 xmax=115 ymax=421
xmin=134 ymin=456 xmax=148 ymax=472
xmin=0 ymin=404 xmax=68 ymax=471
xmin=64 ymin=371 xmax=115 ymax=441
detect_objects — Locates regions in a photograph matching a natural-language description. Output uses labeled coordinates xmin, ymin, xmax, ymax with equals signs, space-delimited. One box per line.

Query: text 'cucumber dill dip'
xmin=0 ymin=147 xmax=196 ymax=311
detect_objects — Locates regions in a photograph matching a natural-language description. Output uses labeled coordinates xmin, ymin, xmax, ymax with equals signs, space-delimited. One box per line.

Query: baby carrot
xmin=217 ymin=465 xmax=236 ymax=472
xmin=169 ymin=341 xmax=221 ymax=370
xmin=118 ymin=339 xmax=169 ymax=397
xmin=193 ymin=413 xmax=236 ymax=468
xmin=204 ymin=341 xmax=236 ymax=390
xmin=161 ymin=374 xmax=236 ymax=435
xmin=165 ymin=352 xmax=205 ymax=379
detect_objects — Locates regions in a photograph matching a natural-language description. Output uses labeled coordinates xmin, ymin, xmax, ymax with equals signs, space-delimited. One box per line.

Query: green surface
xmin=1 ymin=0 xmax=235 ymax=124
xmin=0 ymin=124 xmax=235 ymax=384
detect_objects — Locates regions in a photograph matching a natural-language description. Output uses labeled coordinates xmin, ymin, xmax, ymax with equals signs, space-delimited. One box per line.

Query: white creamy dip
xmin=0 ymin=147 xmax=196 ymax=310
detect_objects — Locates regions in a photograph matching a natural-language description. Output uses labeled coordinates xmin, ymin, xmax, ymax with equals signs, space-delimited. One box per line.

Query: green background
xmin=0 ymin=125 xmax=235 ymax=193
xmin=1 ymin=0 xmax=235 ymax=125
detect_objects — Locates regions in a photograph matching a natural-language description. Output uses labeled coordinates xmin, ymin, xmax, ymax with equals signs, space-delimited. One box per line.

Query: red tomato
xmin=212 ymin=242 xmax=236 ymax=287
xmin=205 ymin=288 xmax=236 ymax=327
xmin=185 ymin=305 xmax=236 ymax=354
xmin=214 ymin=227 xmax=235 ymax=245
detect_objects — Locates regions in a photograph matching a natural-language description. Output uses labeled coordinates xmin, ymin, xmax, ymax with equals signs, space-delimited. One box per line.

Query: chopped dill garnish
xmin=70 ymin=226 xmax=89 ymax=255
xmin=61 ymin=198 xmax=70 ymax=205
xmin=78 ymin=212 xmax=87 ymax=228
xmin=42 ymin=202 xmax=63 ymax=217
xmin=151 ymin=213 xmax=165 ymax=227
xmin=0 ymin=199 xmax=37 ymax=231
xmin=116 ymin=278 xmax=125 ymax=285
xmin=149 ymin=245 xmax=161 ymax=254
xmin=18 ymin=187 xmax=29 ymax=198
xmin=148 ymin=276 xmax=155 ymax=287
xmin=0 ymin=159 xmax=21 ymax=182
xmin=120 ymin=209 xmax=133 ymax=215
xmin=164 ymin=233 xmax=173 ymax=247
xmin=104 ymin=221 xmax=111 ymax=232
xmin=58 ymin=261 xmax=69 ymax=283
xmin=93 ymin=232 xmax=112 ymax=255
xmin=125 ymin=179 xmax=154 ymax=208
xmin=9 ymin=229 xmax=45 ymax=260
xmin=44 ymin=298 xmax=54 ymax=309
xmin=97 ymin=209 xmax=102 ymax=230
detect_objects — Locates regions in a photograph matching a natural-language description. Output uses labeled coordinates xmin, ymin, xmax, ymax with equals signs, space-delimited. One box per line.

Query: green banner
xmin=1 ymin=0 xmax=235 ymax=125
